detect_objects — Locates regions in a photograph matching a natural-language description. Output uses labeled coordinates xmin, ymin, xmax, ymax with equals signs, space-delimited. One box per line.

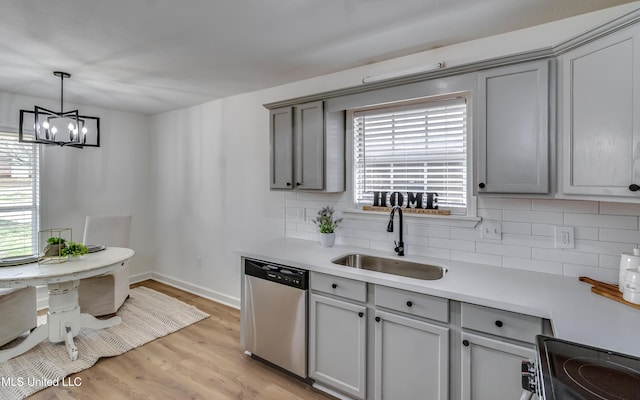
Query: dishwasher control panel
xmin=244 ymin=258 xmax=308 ymax=290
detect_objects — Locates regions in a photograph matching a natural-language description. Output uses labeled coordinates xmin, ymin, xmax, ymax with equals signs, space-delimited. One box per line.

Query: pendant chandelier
xmin=19 ymin=71 xmax=100 ymax=148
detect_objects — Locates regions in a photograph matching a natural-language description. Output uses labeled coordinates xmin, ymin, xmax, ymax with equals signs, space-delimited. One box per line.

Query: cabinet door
xmin=461 ymin=332 xmax=535 ymax=400
xmin=374 ymin=310 xmax=449 ymax=400
xmin=476 ymin=60 xmax=550 ymax=194
xmin=269 ymin=107 xmax=294 ymax=189
xmin=561 ymin=25 xmax=640 ymax=196
xmin=309 ymin=293 xmax=366 ymax=399
xmin=295 ymin=101 xmax=325 ymax=190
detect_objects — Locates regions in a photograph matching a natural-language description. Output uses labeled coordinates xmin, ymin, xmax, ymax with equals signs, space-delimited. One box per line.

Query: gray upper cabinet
xmin=269 ymin=107 xmax=294 ymax=189
xmin=269 ymin=100 xmax=345 ymax=192
xmin=476 ymin=60 xmax=550 ymax=194
xmin=560 ymin=24 xmax=640 ymax=197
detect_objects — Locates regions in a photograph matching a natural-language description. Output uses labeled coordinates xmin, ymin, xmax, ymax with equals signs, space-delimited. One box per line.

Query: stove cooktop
xmin=537 ymin=336 xmax=640 ymax=400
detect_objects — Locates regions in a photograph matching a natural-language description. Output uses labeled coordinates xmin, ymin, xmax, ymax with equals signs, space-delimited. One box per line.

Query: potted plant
xmin=312 ymin=206 xmax=342 ymax=247
xmin=61 ymin=241 xmax=88 ymax=258
xmin=43 ymin=237 xmax=67 ymax=257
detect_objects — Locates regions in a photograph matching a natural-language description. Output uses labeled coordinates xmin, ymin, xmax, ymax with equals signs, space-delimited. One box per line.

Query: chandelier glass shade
xmin=19 ymin=72 xmax=100 ymax=148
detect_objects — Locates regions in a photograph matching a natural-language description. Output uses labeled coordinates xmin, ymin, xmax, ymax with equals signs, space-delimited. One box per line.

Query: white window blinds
xmin=0 ymin=132 xmax=39 ymax=258
xmin=353 ymin=97 xmax=467 ymax=213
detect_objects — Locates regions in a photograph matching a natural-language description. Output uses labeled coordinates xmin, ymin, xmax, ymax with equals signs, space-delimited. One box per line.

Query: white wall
xmin=150 ymin=3 xmax=640 ymax=305
xmin=0 ymin=91 xmax=154 ymax=275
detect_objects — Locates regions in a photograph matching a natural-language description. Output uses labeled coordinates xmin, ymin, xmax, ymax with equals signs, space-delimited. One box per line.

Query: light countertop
xmin=237 ymin=238 xmax=640 ymax=358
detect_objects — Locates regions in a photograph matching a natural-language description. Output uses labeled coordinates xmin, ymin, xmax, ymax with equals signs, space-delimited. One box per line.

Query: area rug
xmin=0 ymin=286 xmax=209 ymax=400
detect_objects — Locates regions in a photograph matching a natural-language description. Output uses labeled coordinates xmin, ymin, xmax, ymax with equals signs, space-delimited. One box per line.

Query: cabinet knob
xmin=286 ymin=182 xmax=292 ymax=187
xmin=462 ymin=340 xmax=470 ymax=347
xmin=406 ymin=301 xmax=413 ymax=307
xmin=296 ymin=182 xmax=302 ymax=187
xmin=629 ymin=184 xmax=640 ymax=192
xmin=375 ymin=316 xmax=381 ymax=322
xmin=331 ymin=283 xmax=337 ymax=289
xmin=358 ymin=312 xmax=364 ymax=318
xmin=495 ymin=320 xmax=504 ymax=328
xmin=478 ymin=183 xmax=486 ymax=189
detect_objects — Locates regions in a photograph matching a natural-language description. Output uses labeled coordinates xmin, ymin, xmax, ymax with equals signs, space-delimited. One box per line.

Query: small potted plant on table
xmin=312 ymin=206 xmax=342 ymax=248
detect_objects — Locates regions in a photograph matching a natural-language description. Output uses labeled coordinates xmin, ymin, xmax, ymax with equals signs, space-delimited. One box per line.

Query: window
xmin=353 ymin=96 xmax=467 ymax=214
xmin=0 ymin=132 xmax=39 ymax=257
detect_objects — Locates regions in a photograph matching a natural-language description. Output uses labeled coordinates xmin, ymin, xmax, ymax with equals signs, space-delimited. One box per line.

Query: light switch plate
xmin=481 ymin=222 xmax=502 ymax=240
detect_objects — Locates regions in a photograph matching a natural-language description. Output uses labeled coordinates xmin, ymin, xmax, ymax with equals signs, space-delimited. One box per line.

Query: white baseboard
xmin=148 ymin=272 xmax=240 ymax=310
xmin=36 ymin=270 xmax=241 ymax=311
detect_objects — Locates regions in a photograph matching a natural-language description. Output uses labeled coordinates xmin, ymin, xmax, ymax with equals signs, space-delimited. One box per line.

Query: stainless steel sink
xmin=331 ymin=253 xmax=447 ymax=281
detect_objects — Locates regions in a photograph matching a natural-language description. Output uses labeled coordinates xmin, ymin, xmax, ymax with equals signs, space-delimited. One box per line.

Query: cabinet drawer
xmin=310 ymin=272 xmax=367 ymax=303
xmin=461 ymin=303 xmax=542 ymax=344
xmin=375 ymin=285 xmax=449 ymax=323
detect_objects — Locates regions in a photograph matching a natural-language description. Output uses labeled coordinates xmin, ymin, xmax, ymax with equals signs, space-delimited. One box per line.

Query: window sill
xmin=341 ymin=209 xmax=481 ymax=228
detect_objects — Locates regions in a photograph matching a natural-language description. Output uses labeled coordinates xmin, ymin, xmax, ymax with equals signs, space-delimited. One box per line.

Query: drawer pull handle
xmin=406 ymin=301 xmax=413 ymax=307
xmin=375 ymin=316 xmax=381 ymax=322
xmin=358 ymin=312 xmax=364 ymax=318
xmin=495 ymin=320 xmax=504 ymax=328
xmin=462 ymin=340 xmax=470 ymax=347
xmin=331 ymin=283 xmax=338 ymax=289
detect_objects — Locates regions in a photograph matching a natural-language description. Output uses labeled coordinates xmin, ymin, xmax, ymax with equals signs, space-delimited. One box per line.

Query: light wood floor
xmin=29 ymin=280 xmax=335 ymax=400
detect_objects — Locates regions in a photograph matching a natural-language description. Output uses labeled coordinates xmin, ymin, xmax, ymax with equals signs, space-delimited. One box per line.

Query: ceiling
xmin=0 ymin=0 xmax=636 ymax=115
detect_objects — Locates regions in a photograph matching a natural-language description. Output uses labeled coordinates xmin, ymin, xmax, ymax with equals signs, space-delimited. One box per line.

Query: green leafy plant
xmin=61 ymin=241 xmax=88 ymax=258
xmin=312 ymin=206 xmax=342 ymax=234
xmin=47 ymin=237 xmax=66 ymax=245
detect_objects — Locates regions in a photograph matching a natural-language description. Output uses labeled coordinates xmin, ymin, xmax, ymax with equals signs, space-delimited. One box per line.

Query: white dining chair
xmin=0 ymin=287 xmax=37 ymax=347
xmin=78 ymin=215 xmax=132 ymax=317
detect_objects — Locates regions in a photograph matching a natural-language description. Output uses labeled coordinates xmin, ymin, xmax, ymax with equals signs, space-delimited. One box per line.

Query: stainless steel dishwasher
xmin=243 ymin=258 xmax=308 ymax=378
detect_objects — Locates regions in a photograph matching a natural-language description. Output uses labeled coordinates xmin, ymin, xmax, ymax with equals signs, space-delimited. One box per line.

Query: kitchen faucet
xmin=386 ymin=206 xmax=405 ymax=256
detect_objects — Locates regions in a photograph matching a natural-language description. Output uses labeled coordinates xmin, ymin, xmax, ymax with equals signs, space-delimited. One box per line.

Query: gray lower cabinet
xmin=460 ymin=332 xmax=535 ymax=400
xmin=476 ymin=60 xmax=550 ymax=194
xmin=374 ymin=310 xmax=449 ymax=400
xmin=309 ymin=292 xmax=367 ymax=399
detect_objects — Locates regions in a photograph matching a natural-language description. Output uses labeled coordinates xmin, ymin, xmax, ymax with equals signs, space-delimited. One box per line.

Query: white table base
xmin=0 ymin=280 xmax=121 ymax=362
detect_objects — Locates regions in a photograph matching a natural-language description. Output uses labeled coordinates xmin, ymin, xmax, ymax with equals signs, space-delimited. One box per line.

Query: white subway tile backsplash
xmin=599 ymin=254 xmax=622 ymax=270
xmin=574 ymin=239 xmax=634 ymax=256
xmin=532 ymin=199 xmax=599 ymax=213
xmin=429 ymin=237 xmax=476 ymax=252
xmin=563 ymin=264 xmax=618 ymax=283
xmin=451 ymin=250 xmax=502 ymax=266
xmin=574 ymin=226 xmax=599 ymax=240
xmin=478 ymin=198 xmax=532 ymax=210
xmin=476 ymin=242 xmax=531 ymax=258
xmin=599 ymin=202 xmax=640 ymax=216
xmin=450 ymin=228 xmax=481 ymax=241
xmin=564 ymin=213 xmax=638 ymax=229
xmin=532 ymin=248 xmax=599 ymax=267
xmin=407 ymin=225 xmax=451 ymax=239
xmin=502 ymin=256 xmax=563 ymax=275
xmin=501 ymin=222 xmax=532 ymax=235
xmin=410 ymin=244 xmax=451 ymax=260
xmin=599 ymin=228 xmax=640 ymax=244
xmin=503 ymin=210 xmax=563 ymax=224
xmin=477 ymin=208 xmax=502 ymax=220
xmin=283 ymin=196 xmax=640 ymax=278
xmin=531 ymin=224 xmax=554 ymax=237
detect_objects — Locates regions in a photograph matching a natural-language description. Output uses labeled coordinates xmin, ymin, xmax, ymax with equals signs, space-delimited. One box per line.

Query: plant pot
xmin=320 ymin=232 xmax=336 ymax=248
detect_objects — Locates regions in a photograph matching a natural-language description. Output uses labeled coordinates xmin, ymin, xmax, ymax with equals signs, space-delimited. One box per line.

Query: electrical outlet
xmin=554 ymin=226 xmax=574 ymax=249
xmin=481 ymin=222 xmax=502 ymax=240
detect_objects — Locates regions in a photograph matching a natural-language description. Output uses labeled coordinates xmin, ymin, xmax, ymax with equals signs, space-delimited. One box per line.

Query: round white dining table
xmin=0 ymin=247 xmax=135 ymax=362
